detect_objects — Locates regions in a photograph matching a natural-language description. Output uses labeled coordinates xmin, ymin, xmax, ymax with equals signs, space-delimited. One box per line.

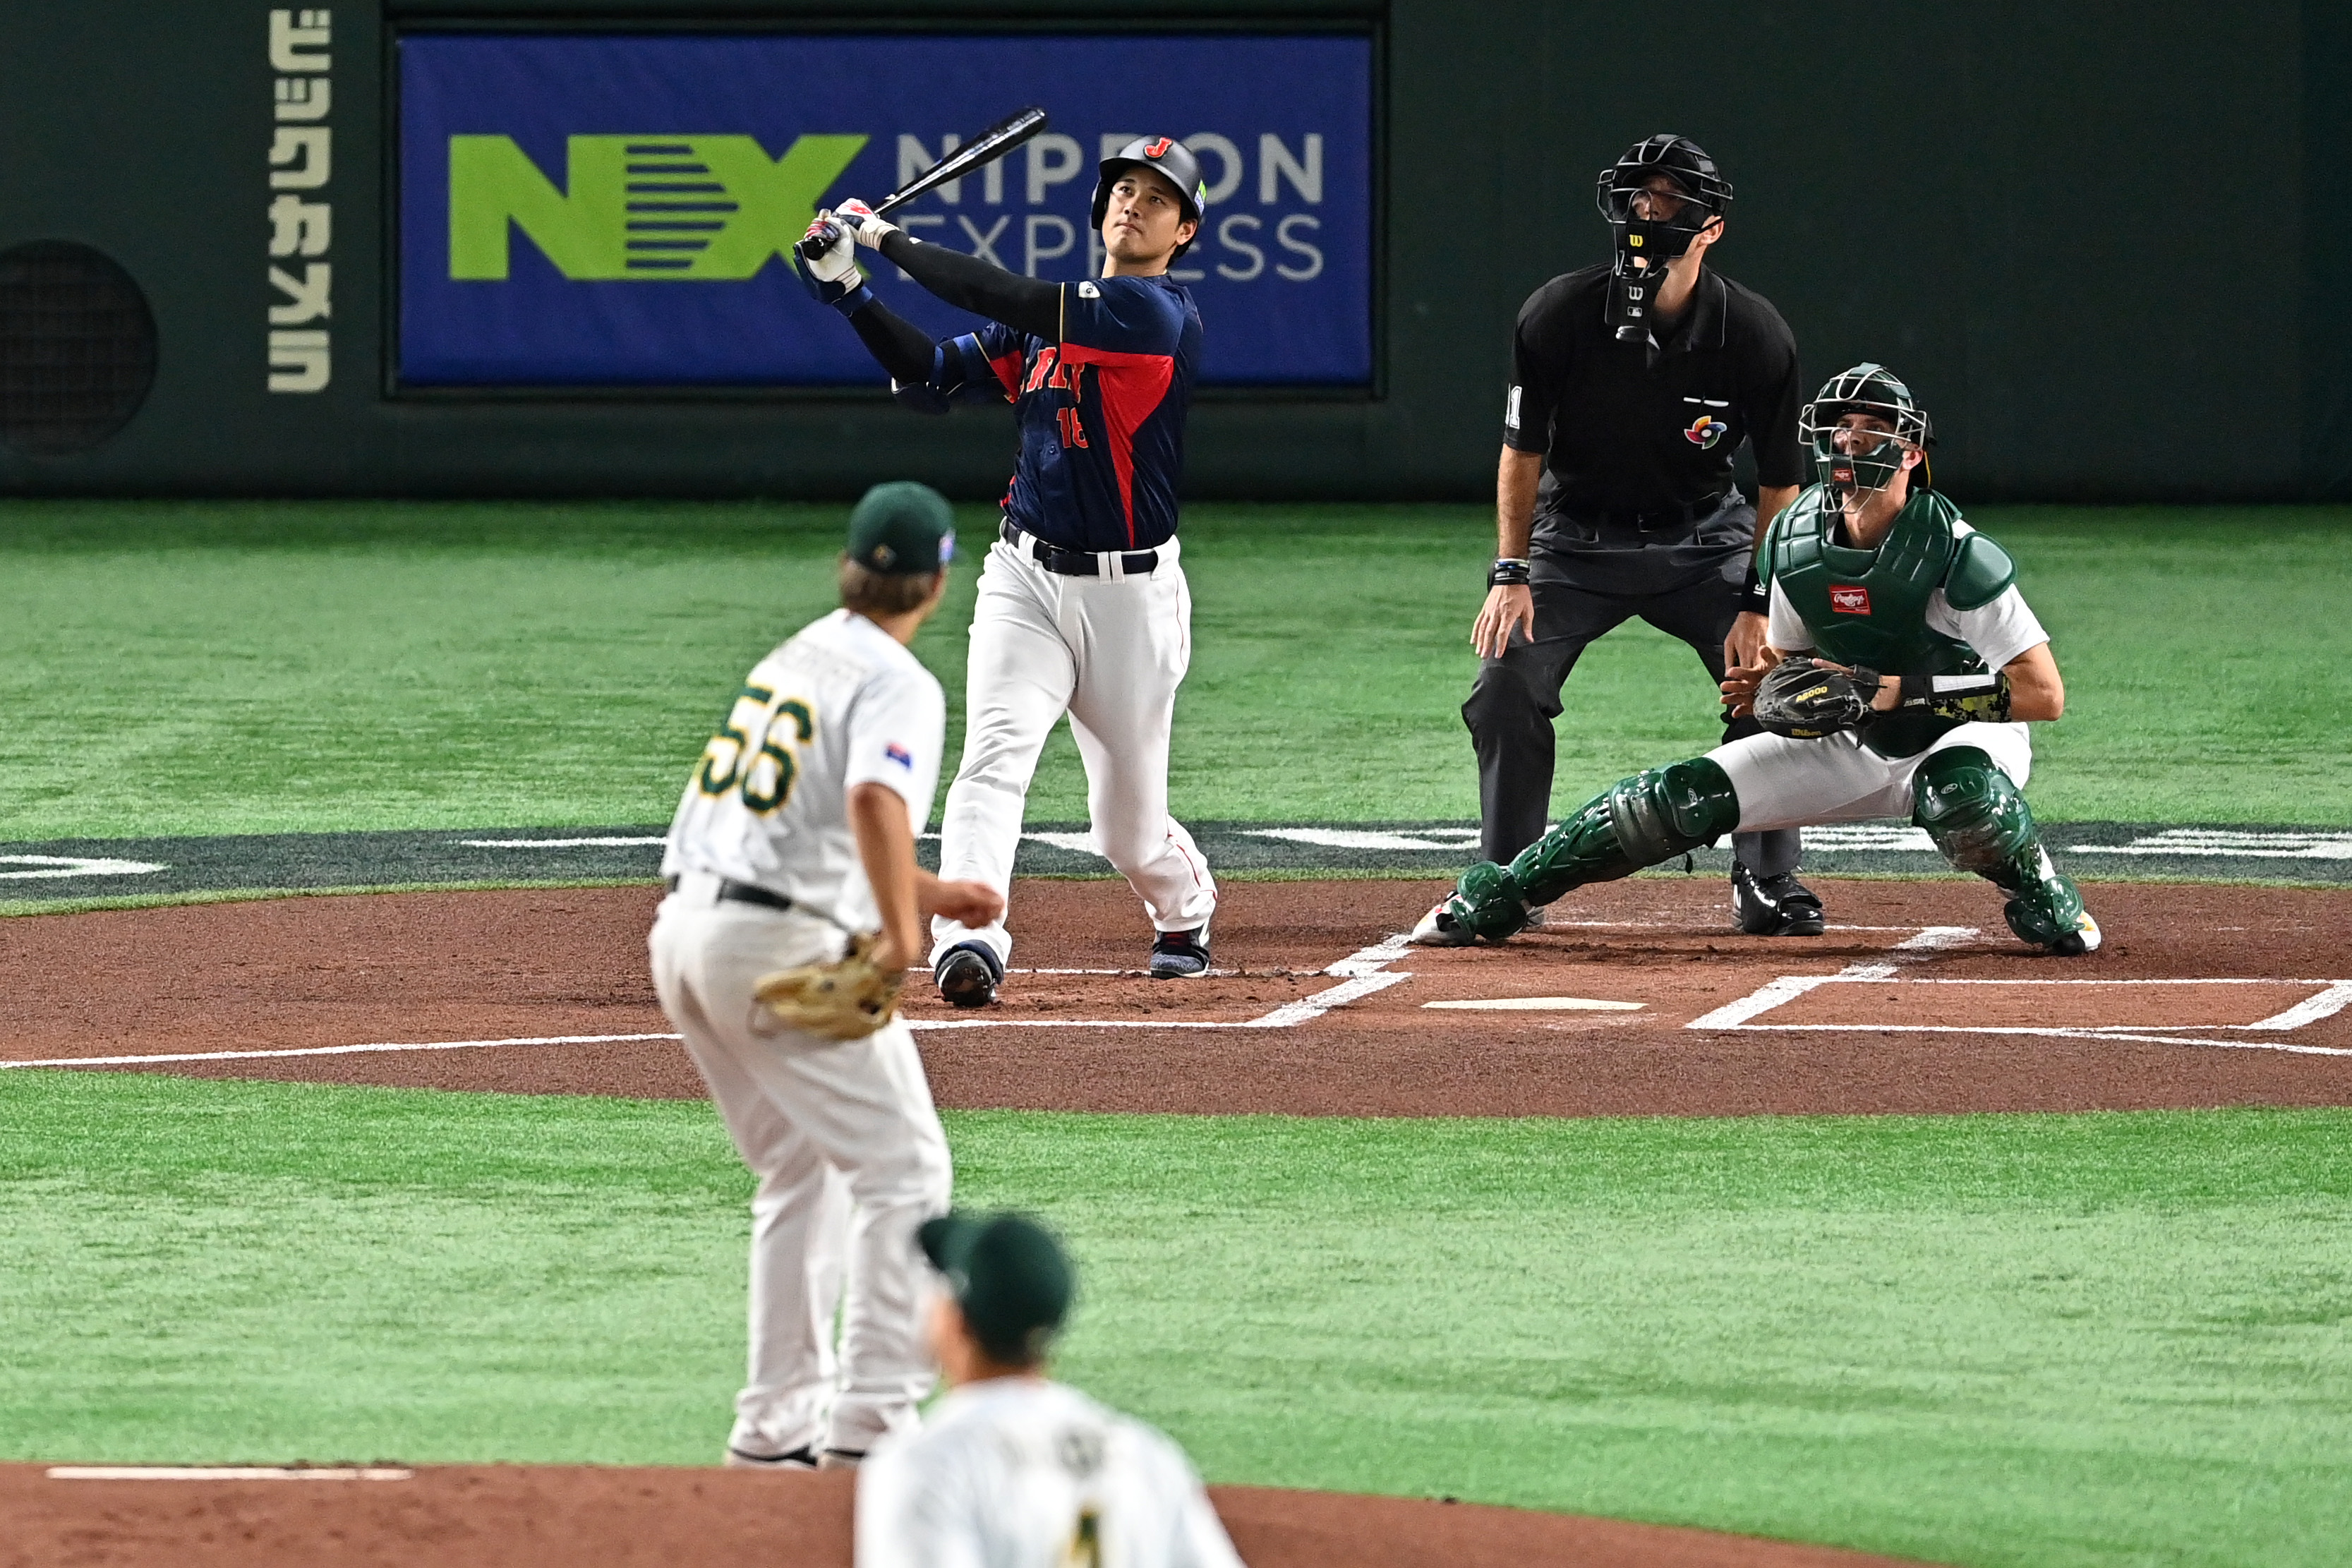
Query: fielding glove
xmin=752 ymin=931 xmax=904 ymax=1042
xmin=1751 ymin=656 xmax=1881 ymax=739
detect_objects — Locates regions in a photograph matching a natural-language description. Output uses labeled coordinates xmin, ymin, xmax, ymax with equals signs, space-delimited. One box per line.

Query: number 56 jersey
xmin=661 ymin=608 xmax=945 ymax=932
xmin=856 ymin=1377 xmax=1246 ymax=1568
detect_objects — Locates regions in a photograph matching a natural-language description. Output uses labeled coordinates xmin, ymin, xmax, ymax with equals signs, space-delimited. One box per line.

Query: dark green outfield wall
xmin=0 ymin=1 xmax=2340 ymax=500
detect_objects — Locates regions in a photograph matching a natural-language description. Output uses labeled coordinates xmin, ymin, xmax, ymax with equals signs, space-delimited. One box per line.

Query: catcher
xmin=1411 ymin=363 xmax=2099 ymax=955
xmin=650 ymin=481 xmax=1003 ymax=1471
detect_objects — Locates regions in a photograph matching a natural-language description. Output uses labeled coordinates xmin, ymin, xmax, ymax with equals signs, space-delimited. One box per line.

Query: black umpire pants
xmin=1461 ymin=522 xmax=1802 ymax=879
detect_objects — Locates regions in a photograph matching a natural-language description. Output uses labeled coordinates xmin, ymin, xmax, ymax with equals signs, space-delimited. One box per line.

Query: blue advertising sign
xmin=397 ymin=33 xmax=1373 ymax=387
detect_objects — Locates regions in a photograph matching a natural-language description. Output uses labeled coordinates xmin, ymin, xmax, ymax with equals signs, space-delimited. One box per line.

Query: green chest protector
xmin=1764 ymin=486 xmax=2017 ymax=757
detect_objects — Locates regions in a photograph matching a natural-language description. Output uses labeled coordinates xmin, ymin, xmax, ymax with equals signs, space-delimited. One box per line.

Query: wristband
xmin=1739 ymin=563 xmax=1770 ymax=614
xmin=1488 ymin=557 xmax=1531 ymax=588
xmin=832 ymin=283 xmax=875 ymax=318
xmin=1895 ymin=670 xmax=2011 ymax=723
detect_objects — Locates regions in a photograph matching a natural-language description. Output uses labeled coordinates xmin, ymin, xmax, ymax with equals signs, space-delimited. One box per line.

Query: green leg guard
xmin=1438 ymin=759 xmax=1741 ymax=942
xmin=1437 ymin=860 xmax=1535 ymax=942
xmin=1514 ymin=759 xmax=1742 ymax=907
xmin=1912 ymin=747 xmax=2092 ymax=951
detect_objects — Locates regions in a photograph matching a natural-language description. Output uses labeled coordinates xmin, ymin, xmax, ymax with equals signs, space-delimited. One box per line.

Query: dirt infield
xmin=2 ymin=876 xmax=2347 ymax=1115
xmin=8 ymin=876 xmax=2344 ymax=1567
xmin=0 ymin=1465 xmax=1927 ymax=1568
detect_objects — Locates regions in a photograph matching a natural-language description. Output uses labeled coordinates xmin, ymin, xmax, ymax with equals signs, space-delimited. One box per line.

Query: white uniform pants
xmin=1710 ymin=720 xmax=2034 ymax=831
xmin=930 ymin=536 xmax=1218 ymax=968
xmin=649 ymin=879 xmax=952 ymax=1457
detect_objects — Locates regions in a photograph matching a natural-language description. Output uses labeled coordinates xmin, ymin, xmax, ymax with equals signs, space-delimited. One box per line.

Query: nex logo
xmin=448 ymin=134 xmax=869 ymax=280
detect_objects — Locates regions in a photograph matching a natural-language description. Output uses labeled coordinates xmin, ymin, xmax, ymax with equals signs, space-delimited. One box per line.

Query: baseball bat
xmin=798 ymin=106 xmax=1050 ymax=263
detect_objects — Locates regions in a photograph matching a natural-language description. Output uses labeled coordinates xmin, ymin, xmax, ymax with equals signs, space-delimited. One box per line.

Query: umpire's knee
xmin=1462 ymin=655 xmax=1558 ymax=742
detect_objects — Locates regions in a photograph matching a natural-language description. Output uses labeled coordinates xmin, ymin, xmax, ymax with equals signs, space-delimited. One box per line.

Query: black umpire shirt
xmin=1504 ymin=263 xmax=1803 ymax=593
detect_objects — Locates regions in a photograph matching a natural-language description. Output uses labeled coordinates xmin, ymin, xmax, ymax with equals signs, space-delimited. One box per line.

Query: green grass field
xmin=5 ymin=1071 xmax=2348 ymax=1568
xmin=2 ymin=500 xmax=2346 ymax=840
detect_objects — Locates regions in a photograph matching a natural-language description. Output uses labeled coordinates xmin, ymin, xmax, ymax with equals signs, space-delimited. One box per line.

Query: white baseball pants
xmin=649 ymin=877 xmax=952 ymax=1458
xmin=1710 ymin=720 xmax=2035 ymax=831
xmin=929 ymin=535 xmax=1218 ymax=969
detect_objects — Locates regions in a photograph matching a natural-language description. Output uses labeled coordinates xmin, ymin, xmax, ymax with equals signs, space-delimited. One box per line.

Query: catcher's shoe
xmin=2009 ymin=900 xmax=2102 ymax=955
xmin=1407 ymin=902 xmax=1477 ymax=946
xmin=725 ymin=1444 xmax=818 ymax=1471
xmin=1149 ymin=926 xmax=1211 ymax=979
xmin=1732 ymin=864 xmax=1826 ymax=936
xmin=934 ymin=941 xmax=1002 ymax=1008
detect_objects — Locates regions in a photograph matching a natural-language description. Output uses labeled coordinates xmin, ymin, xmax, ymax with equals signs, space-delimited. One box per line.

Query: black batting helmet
xmin=1595 ymin=134 xmax=1734 ymax=232
xmin=1091 ymin=136 xmax=1210 ymax=261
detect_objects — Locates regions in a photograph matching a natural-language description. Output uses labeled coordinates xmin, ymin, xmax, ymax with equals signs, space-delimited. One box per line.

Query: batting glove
xmin=830 ymin=200 xmax=901 ymax=249
xmin=793 ymin=217 xmax=872 ymax=315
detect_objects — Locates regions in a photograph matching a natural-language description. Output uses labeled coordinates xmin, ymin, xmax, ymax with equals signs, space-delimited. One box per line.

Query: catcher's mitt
xmin=753 ymin=932 xmax=903 ymax=1042
xmin=1751 ymin=656 xmax=1881 ymax=739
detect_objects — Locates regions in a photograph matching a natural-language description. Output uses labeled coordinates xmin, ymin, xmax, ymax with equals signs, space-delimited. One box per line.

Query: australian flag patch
xmin=884 ymin=743 xmax=914 ymax=771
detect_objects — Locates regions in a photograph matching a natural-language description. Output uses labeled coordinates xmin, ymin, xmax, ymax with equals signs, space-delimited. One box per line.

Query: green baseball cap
xmin=917 ymin=1210 xmax=1073 ymax=1363
xmin=846 ymin=481 xmax=955 ymax=575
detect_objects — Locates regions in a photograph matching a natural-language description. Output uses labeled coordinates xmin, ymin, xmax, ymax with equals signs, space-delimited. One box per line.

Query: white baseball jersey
xmin=662 ymin=608 xmax=945 ymax=931
xmin=856 ymin=1377 xmax=1246 ymax=1568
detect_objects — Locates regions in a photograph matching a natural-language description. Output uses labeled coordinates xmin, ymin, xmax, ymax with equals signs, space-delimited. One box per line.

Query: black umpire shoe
xmin=1149 ymin=926 xmax=1212 ymax=979
xmin=1732 ymin=864 xmax=1826 ymax=936
xmin=934 ymin=941 xmax=1002 ymax=1008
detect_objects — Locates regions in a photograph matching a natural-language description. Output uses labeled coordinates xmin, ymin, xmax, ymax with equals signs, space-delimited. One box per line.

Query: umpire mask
xmin=1595 ymin=135 xmax=1732 ymax=341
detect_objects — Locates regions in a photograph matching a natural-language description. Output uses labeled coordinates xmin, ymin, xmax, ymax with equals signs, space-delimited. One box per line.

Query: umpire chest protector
xmin=1765 ymin=486 xmax=2016 ymax=757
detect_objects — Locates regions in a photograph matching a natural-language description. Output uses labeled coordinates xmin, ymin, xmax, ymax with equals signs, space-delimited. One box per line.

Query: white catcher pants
xmin=1710 ymin=720 xmax=2035 ymax=831
xmin=649 ymin=876 xmax=951 ymax=1457
xmin=930 ymin=534 xmax=1219 ymax=969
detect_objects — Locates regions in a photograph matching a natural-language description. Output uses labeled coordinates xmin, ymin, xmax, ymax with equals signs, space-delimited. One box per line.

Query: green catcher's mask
xmin=1802 ymin=362 xmax=1933 ymax=495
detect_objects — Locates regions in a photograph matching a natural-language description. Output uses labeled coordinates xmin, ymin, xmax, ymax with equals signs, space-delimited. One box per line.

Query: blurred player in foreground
xmin=651 ymin=483 xmax=1001 ymax=1470
xmin=795 ymin=138 xmax=1220 ymax=1006
xmin=857 ymin=1210 xmax=1247 ymax=1568
xmin=1413 ymin=364 xmax=2099 ymax=955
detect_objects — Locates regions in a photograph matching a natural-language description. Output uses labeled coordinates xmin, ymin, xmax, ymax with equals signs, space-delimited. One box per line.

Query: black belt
xmin=1571 ymin=490 xmax=1727 ymax=533
xmin=1001 ymin=520 xmax=1157 ymax=577
xmin=664 ymin=874 xmax=796 ymax=913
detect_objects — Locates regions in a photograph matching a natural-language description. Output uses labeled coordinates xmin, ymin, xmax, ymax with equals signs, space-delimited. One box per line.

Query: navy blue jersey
xmin=927 ymin=276 xmax=1200 ymax=553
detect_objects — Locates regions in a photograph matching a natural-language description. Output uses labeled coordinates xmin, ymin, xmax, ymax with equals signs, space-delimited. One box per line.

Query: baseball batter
xmin=857 ymin=1210 xmax=1247 ymax=1568
xmin=650 ymin=483 xmax=1002 ymax=1471
xmin=1413 ymin=364 xmax=2100 ymax=955
xmin=792 ymin=137 xmax=1219 ymax=1007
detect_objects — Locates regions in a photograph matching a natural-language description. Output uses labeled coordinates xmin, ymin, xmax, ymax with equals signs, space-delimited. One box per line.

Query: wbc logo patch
xmin=1830 ymin=585 xmax=1872 ymax=615
xmin=1684 ymin=414 xmax=1728 ymax=450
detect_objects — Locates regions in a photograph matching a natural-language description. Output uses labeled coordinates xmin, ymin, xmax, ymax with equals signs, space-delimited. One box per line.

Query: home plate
xmin=1422 ymin=997 xmax=1644 ymax=1012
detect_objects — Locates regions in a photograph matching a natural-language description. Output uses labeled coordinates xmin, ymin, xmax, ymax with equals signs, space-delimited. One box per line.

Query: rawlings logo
xmin=1829 ymin=585 xmax=1872 ymax=615
xmin=1684 ymin=414 xmax=1728 ymax=450
xmin=1143 ymin=136 xmax=1174 ymax=158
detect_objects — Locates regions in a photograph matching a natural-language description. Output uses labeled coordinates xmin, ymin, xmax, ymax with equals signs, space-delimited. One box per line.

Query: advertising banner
xmin=397 ymin=32 xmax=1373 ymax=387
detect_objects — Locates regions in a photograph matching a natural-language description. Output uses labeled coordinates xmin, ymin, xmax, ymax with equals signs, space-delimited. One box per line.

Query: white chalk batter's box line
xmin=0 ymin=938 xmax=1421 ymax=1070
xmin=1690 ymin=965 xmax=2352 ymax=1058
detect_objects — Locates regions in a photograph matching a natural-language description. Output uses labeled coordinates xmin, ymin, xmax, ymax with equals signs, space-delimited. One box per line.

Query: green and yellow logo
xmin=449 ymin=134 xmax=869 ymax=280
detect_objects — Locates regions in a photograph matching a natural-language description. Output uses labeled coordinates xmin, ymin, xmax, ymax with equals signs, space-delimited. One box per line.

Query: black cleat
xmin=934 ymin=941 xmax=1002 ymax=1008
xmin=725 ymin=1444 xmax=818 ymax=1471
xmin=1149 ymin=926 xmax=1212 ymax=979
xmin=1732 ymin=864 xmax=1826 ymax=936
